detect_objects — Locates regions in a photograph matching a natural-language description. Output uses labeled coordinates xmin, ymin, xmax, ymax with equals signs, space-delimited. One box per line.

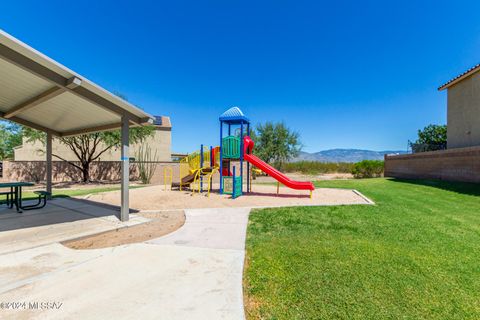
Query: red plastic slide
xmin=243 ymin=136 xmax=315 ymax=191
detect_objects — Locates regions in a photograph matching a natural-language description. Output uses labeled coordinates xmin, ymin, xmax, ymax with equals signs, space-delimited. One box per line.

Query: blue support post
xmin=232 ymin=165 xmax=236 ymax=199
xmin=210 ymin=146 xmax=213 ymax=166
xmin=219 ymin=121 xmax=223 ymax=194
xmin=200 ymin=144 xmax=204 ymax=192
xmin=240 ymin=122 xmax=244 ymax=194
xmin=210 ymin=146 xmax=213 ymax=191
xmin=246 ymin=123 xmax=250 ymax=193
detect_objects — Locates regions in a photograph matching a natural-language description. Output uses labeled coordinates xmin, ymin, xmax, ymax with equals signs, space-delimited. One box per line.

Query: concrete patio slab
xmin=0 ymin=243 xmax=104 ymax=293
xmin=0 ymin=243 xmax=244 ymax=320
xmin=0 ymin=207 xmax=249 ymax=320
xmin=44 ymin=198 xmax=94 ymax=210
xmin=0 ymin=198 xmax=148 ymax=255
xmin=0 ymin=204 xmax=66 ymax=220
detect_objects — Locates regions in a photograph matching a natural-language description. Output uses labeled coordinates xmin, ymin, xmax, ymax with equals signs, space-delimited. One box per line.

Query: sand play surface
xmin=83 ymin=184 xmax=372 ymax=211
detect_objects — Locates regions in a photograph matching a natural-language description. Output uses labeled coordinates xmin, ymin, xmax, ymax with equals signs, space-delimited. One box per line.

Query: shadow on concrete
xmin=0 ymin=197 xmax=139 ymax=233
xmin=388 ymin=178 xmax=480 ymax=197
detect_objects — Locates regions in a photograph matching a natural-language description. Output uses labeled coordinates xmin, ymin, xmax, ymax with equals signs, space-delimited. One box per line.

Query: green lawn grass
xmin=244 ymin=178 xmax=480 ymax=319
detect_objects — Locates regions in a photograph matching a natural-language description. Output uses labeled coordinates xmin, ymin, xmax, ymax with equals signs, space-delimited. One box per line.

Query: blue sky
xmin=2 ymin=1 xmax=480 ymax=153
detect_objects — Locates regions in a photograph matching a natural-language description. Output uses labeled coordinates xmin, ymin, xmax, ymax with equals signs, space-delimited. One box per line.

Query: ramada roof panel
xmin=20 ymin=92 xmax=119 ymax=133
xmin=0 ymin=29 xmax=154 ymax=136
xmin=0 ymin=56 xmax=52 ymax=112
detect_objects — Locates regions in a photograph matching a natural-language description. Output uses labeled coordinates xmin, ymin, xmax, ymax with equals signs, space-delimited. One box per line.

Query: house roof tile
xmin=438 ymin=63 xmax=480 ymax=91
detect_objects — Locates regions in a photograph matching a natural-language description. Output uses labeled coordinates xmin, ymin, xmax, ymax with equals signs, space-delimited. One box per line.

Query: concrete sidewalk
xmin=148 ymin=207 xmax=251 ymax=318
xmin=0 ymin=207 xmax=250 ymax=320
xmin=148 ymin=208 xmax=250 ymax=250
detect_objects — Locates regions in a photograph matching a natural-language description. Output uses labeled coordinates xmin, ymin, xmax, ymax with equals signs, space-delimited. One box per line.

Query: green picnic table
xmin=0 ymin=182 xmax=35 ymax=213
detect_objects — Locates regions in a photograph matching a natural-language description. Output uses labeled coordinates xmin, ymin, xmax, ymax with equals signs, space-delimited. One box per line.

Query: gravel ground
xmin=62 ymin=210 xmax=185 ymax=249
xmin=84 ymin=184 xmax=370 ymax=211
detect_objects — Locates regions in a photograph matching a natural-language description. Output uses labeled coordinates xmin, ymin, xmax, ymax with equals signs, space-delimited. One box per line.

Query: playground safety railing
xmin=164 ymin=167 xmax=173 ymax=191
xmin=204 ymin=167 xmax=219 ymax=197
xmin=191 ymin=166 xmax=219 ymax=197
xmin=179 ymin=146 xmax=220 ymax=180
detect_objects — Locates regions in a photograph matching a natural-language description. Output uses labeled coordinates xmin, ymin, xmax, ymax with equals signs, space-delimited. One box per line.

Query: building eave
xmin=438 ymin=63 xmax=480 ymax=91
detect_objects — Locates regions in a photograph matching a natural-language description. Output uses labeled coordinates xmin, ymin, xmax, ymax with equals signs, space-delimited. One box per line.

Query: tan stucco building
xmin=439 ymin=64 xmax=480 ymax=149
xmin=14 ymin=116 xmax=172 ymax=161
xmin=385 ymin=63 xmax=480 ymax=183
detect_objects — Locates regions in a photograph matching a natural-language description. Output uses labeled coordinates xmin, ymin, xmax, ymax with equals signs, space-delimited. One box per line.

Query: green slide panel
xmin=222 ymin=176 xmax=242 ymax=197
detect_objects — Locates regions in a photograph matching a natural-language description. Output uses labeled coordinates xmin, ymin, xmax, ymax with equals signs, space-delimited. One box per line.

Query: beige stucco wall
xmin=14 ymin=129 xmax=171 ymax=162
xmin=447 ymin=71 xmax=480 ymax=148
xmin=2 ymin=160 xmax=180 ymax=184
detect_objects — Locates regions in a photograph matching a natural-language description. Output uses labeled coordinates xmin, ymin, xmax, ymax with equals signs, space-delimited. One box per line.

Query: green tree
xmin=351 ymin=160 xmax=384 ymax=179
xmin=0 ymin=121 xmax=23 ymax=160
xmin=22 ymin=92 xmax=155 ymax=182
xmin=410 ymin=124 xmax=447 ymax=152
xmin=252 ymin=122 xmax=302 ymax=169
xmin=23 ymin=126 xmax=155 ymax=183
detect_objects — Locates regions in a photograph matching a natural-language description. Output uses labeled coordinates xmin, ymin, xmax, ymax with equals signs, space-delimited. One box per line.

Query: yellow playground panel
xmin=179 ymin=145 xmax=220 ymax=193
xmin=163 ymin=167 xmax=173 ymax=191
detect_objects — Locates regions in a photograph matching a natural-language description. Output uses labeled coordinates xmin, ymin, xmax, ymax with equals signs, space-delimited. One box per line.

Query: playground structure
xmin=219 ymin=107 xmax=252 ymax=198
xmin=177 ymin=107 xmax=315 ymax=198
xmin=177 ymin=145 xmax=220 ymax=196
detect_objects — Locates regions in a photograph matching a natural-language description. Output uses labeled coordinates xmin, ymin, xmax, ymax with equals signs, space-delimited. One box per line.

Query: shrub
xmin=351 ymin=160 xmax=384 ymax=179
xmin=135 ymin=145 xmax=159 ymax=184
xmin=282 ymin=161 xmax=354 ymax=174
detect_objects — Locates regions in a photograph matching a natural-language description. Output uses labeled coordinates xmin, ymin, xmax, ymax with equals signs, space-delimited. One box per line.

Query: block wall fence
xmin=0 ymin=161 xmax=249 ymax=186
xmin=0 ymin=161 xmax=181 ymax=185
xmin=384 ymin=146 xmax=480 ymax=183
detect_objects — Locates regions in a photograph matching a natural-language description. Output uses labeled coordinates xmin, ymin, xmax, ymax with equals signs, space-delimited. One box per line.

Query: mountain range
xmin=292 ymin=149 xmax=407 ymax=163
